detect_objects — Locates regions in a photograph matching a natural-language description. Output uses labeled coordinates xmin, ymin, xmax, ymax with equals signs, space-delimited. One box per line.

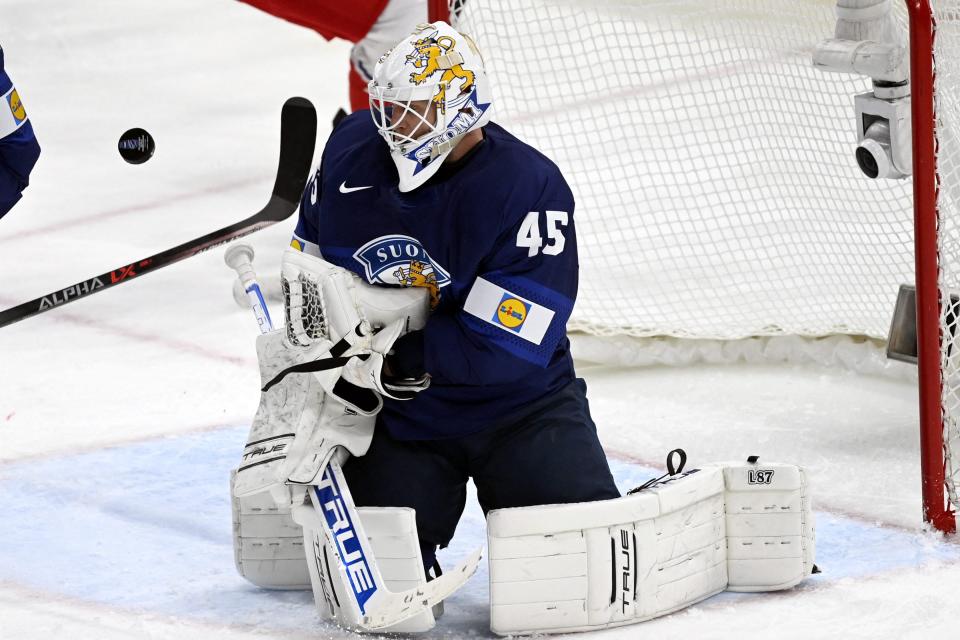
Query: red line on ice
xmin=0 ymin=177 xmax=257 ymax=245
xmin=0 ymin=420 xmax=250 ymax=466
xmin=0 ymin=579 xmax=309 ymax=639
xmin=55 ymin=308 xmax=255 ymax=367
xmin=0 ymin=298 xmax=255 ymax=368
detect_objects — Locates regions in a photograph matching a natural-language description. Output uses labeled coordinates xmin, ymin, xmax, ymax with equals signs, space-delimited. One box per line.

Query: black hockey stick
xmin=0 ymin=96 xmax=317 ymax=329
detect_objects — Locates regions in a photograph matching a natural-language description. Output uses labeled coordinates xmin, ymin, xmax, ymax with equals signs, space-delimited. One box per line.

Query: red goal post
xmin=429 ymin=0 xmax=954 ymax=534
xmin=906 ymin=1 xmax=952 ymax=534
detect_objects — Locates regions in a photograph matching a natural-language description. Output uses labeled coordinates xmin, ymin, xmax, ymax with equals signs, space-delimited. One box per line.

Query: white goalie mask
xmin=368 ymin=21 xmax=493 ymax=192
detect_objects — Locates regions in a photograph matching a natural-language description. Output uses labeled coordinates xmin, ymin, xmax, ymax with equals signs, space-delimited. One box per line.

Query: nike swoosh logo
xmin=339 ymin=181 xmax=374 ymax=194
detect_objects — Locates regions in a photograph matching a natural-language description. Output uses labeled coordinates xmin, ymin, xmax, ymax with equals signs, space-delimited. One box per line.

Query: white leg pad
xmin=487 ymin=467 xmax=727 ymax=635
xmin=231 ymin=469 xmax=311 ymax=590
xmin=293 ymin=503 xmax=437 ymax=633
xmin=232 ymin=467 xmax=443 ymax=635
xmin=723 ymin=462 xmax=815 ymax=592
xmin=487 ymin=461 xmax=815 ymax=635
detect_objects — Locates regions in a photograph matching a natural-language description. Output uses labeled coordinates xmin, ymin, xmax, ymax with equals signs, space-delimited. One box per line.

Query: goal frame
xmin=906 ymin=0 xmax=954 ymax=534
xmin=428 ymin=0 xmax=956 ymax=534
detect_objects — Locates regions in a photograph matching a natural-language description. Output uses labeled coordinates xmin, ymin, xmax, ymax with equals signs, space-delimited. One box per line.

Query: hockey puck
xmin=118 ymin=127 xmax=155 ymax=164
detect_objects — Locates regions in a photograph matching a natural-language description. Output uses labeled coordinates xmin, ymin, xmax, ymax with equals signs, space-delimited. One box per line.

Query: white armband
xmin=486 ymin=457 xmax=815 ymax=636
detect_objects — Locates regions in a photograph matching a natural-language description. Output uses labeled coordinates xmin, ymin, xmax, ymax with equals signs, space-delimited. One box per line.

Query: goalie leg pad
xmin=487 ymin=467 xmax=727 ymax=635
xmin=486 ymin=461 xmax=815 ymax=635
xmin=231 ymin=468 xmax=311 ymax=590
xmin=722 ymin=460 xmax=815 ymax=592
xmin=294 ymin=502 xmax=437 ymax=633
xmin=232 ymin=465 xmax=454 ymax=633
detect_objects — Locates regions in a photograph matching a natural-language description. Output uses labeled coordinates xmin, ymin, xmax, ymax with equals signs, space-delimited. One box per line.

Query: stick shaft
xmin=0 ymin=97 xmax=316 ymax=329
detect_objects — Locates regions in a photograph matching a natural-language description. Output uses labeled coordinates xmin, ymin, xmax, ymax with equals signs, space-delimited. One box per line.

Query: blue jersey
xmin=294 ymin=111 xmax=578 ymax=440
xmin=0 ymin=46 xmax=40 ymax=220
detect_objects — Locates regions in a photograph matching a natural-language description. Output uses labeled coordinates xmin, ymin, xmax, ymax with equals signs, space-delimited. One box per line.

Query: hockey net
xmin=429 ymin=0 xmax=960 ymax=532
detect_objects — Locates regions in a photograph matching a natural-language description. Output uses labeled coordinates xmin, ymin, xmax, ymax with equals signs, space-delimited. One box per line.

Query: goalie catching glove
xmin=234 ymin=247 xmax=430 ymax=502
xmin=265 ymin=247 xmax=431 ymax=410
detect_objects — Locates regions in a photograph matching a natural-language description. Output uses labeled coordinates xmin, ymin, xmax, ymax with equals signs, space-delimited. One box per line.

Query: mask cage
xmin=368 ymin=83 xmax=445 ymax=153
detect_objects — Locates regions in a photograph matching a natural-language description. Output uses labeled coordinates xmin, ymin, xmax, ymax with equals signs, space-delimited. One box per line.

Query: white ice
xmin=1 ymin=1 xmax=959 ymax=639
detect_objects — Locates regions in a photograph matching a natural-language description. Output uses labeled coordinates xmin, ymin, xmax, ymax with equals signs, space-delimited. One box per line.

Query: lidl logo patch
xmin=464 ymin=276 xmax=556 ymax=347
xmin=7 ymin=89 xmax=25 ymax=124
xmin=495 ymin=295 xmax=529 ymax=331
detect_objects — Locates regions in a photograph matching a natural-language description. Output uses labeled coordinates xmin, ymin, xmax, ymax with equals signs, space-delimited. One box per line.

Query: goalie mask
xmin=368 ymin=21 xmax=493 ymax=192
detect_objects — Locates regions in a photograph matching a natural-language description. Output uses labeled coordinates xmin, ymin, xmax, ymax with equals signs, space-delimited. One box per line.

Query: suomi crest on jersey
xmin=353 ymin=235 xmax=450 ymax=309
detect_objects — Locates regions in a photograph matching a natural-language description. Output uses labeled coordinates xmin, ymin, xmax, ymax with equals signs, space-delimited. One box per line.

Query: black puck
xmin=118 ymin=128 xmax=155 ymax=164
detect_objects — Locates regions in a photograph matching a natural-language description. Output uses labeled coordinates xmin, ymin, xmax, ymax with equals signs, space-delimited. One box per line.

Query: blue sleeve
xmin=0 ymin=60 xmax=40 ymax=220
xmin=291 ymin=166 xmax=322 ymax=254
xmin=291 ymin=112 xmax=369 ymax=255
xmin=422 ymin=170 xmax=577 ymax=384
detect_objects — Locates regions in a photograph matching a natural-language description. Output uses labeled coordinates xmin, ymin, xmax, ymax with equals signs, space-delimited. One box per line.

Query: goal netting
xmin=444 ymin=0 xmax=914 ymax=340
xmin=435 ymin=0 xmax=960 ymax=530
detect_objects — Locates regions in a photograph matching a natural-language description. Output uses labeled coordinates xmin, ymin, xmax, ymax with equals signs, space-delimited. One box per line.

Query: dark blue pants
xmin=342 ymin=378 xmax=620 ymax=569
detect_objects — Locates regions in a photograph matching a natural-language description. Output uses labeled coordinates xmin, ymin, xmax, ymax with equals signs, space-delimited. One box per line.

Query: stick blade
xmin=269 ymin=96 xmax=318 ymax=214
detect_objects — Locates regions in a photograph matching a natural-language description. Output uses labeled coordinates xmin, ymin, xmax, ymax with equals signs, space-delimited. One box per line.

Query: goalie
xmin=230 ymin=20 xmax=816 ymax=636
xmin=300 ymin=17 xmax=622 ymax=576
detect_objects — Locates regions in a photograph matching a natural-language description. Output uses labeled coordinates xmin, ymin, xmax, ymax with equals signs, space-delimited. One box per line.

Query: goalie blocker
xmin=486 ymin=454 xmax=815 ymax=635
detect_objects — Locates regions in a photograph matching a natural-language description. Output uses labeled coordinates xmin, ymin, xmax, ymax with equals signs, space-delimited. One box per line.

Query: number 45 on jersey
xmin=516 ymin=210 xmax=569 ymax=257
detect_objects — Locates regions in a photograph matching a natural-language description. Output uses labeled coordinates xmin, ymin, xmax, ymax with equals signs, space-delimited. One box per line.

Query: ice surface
xmin=1 ymin=1 xmax=960 ymax=638
xmin=3 ymin=427 xmax=959 ymax=640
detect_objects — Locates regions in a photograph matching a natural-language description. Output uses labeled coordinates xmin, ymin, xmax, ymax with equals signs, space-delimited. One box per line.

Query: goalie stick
xmin=0 ymin=96 xmax=317 ymax=329
xmin=225 ymin=245 xmax=481 ymax=631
